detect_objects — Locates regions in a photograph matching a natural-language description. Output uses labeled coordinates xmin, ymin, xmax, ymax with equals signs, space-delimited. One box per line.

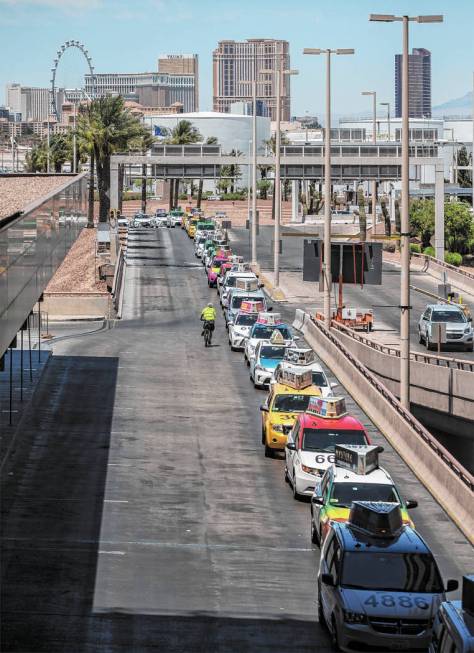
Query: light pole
xmin=251 ymin=75 xmax=257 ymax=266
xmin=303 ymin=47 xmax=355 ymax=328
xmin=362 ymin=90 xmax=377 ymax=234
xmin=380 ymin=101 xmax=391 ymax=140
xmin=370 ymin=13 xmax=443 ymax=410
xmin=72 ymin=100 xmax=77 ymax=174
xmin=260 ymin=64 xmax=298 ymax=289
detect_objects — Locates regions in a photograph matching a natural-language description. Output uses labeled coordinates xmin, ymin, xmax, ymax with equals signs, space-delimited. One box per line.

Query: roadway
xmin=228 ymin=225 xmax=474 ymax=362
xmin=1 ymin=226 xmax=472 ymax=652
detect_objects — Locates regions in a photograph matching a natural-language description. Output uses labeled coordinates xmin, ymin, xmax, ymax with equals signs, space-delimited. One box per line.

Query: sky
xmin=1 ymin=0 xmax=473 ymax=118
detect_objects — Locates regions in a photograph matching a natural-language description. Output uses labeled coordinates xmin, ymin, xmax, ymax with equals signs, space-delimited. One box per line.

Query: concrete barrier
xmin=42 ymin=292 xmax=109 ymax=320
xmin=412 ymin=253 xmax=474 ymax=297
xmin=292 ymin=309 xmax=307 ymax=333
xmin=297 ymin=312 xmax=474 ymax=544
xmin=330 ymin=326 xmax=474 ymax=424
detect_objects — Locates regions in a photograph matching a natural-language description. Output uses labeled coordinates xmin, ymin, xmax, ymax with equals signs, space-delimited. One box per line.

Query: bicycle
xmin=202 ymin=320 xmax=214 ymax=347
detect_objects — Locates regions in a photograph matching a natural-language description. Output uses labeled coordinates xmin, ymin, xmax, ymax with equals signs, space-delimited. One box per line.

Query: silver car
xmin=418 ymin=304 xmax=473 ymax=352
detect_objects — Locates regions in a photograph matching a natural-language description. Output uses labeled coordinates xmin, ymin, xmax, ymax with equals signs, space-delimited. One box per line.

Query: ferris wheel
xmin=50 ymin=40 xmax=96 ymax=119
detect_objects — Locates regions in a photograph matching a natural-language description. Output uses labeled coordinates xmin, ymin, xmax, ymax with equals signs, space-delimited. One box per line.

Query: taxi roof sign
xmin=276 ymin=364 xmax=313 ymax=390
xmin=349 ymin=501 xmax=403 ymax=538
xmin=241 ymin=299 xmax=264 ymax=314
xmin=307 ymin=396 xmax=347 ymax=419
xmin=284 ymin=348 xmax=316 ymax=366
xmin=229 ymin=255 xmax=244 ymax=264
xmin=270 ymin=329 xmax=285 ymax=345
xmin=236 ymin=278 xmax=259 ymax=292
xmin=231 ymin=262 xmax=251 ymax=272
xmin=335 ymin=444 xmax=380 ymax=475
xmin=257 ymin=312 xmax=282 ymax=326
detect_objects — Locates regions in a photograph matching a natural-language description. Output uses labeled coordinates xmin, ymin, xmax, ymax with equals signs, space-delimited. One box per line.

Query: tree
xmin=357 ymin=186 xmax=367 ymax=242
xmin=77 ymin=96 xmax=145 ymax=222
xmin=456 ymin=146 xmax=472 ymax=189
xmin=409 ymin=199 xmax=434 ymax=249
xmin=165 ymin=119 xmax=202 ymax=207
xmin=265 ymin=133 xmax=290 ymax=221
xmin=380 ymin=196 xmax=391 ymax=237
xmin=76 ymin=103 xmax=96 ymax=227
xmin=129 ymin=131 xmax=155 ymax=213
xmin=257 ymin=179 xmax=271 ymax=200
xmin=197 ymin=136 xmax=218 ymax=208
xmin=444 ymin=201 xmax=473 ymax=254
xmin=25 ymin=140 xmax=49 ymax=172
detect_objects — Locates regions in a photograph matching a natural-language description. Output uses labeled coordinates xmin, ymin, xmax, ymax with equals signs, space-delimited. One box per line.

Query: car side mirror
xmin=405 ymin=500 xmax=418 ymax=510
xmin=312 ymin=495 xmax=324 ymax=505
xmin=446 ymin=579 xmax=459 ymax=593
xmin=286 ymin=442 xmax=296 ymax=451
xmin=228 ymin=322 xmax=234 ymax=327
xmin=330 ymin=382 xmax=339 ymax=389
xmin=258 ymin=283 xmax=265 ymax=289
xmin=260 ymin=405 xmax=269 ymax=412
xmin=321 ymin=573 xmax=334 ymax=587
xmin=267 ymin=307 xmax=273 ymax=312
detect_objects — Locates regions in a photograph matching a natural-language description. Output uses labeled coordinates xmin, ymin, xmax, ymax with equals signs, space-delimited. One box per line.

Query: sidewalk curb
xmin=250 ymin=264 xmax=288 ymax=302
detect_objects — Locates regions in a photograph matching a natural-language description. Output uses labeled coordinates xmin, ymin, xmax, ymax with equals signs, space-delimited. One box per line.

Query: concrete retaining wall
xmin=331 ymin=329 xmax=474 ymax=422
xmin=298 ymin=314 xmax=474 ymax=544
xmin=43 ymin=292 xmax=109 ymax=320
xmin=412 ymin=254 xmax=474 ymax=298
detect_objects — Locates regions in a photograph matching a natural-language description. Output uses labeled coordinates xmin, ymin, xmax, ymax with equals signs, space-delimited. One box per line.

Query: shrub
xmin=423 ymin=246 xmax=435 ymax=257
xmin=382 ymin=242 xmax=396 ymax=253
xmin=445 ymin=252 xmax=462 ymax=267
xmin=410 ymin=243 xmax=421 ymax=254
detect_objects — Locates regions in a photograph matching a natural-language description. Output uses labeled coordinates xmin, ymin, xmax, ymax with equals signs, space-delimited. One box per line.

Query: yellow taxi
xmin=186 ymin=218 xmax=199 ymax=238
xmin=182 ymin=214 xmax=191 ymax=230
xmin=260 ymin=367 xmax=322 ymax=458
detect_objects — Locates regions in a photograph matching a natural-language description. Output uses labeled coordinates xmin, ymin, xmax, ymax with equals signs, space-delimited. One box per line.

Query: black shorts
xmin=203 ymin=321 xmax=215 ymax=331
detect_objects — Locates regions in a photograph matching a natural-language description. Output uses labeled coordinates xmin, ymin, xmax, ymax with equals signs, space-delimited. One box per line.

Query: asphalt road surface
xmin=229 ymin=226 xmax=474 ymax=362
xmin=1 ymin=226 xmax=472 ymax=652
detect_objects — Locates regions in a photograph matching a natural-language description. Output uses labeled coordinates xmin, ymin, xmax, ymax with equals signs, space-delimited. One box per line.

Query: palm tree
xmin=78 ymin=96 xmax=145 ymax=222
xmin=77 ymin=104 xmax=96 ymax=227
xmin=265 ymin=133 xmax=290 ymax=220
xmin=166 ymin=120 xmax=202 ymax=208
xmin=197 ymin=136 xmax=218 ymax=209
xmin=129 ymin=131 xmax=155 ymax=213
xmin=25 ymin=140 xmax=48 ymax=172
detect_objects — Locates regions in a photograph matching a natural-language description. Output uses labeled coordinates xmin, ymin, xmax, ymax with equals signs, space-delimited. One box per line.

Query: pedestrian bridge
xmin=110 ymin=142 xmax=442 ymax=209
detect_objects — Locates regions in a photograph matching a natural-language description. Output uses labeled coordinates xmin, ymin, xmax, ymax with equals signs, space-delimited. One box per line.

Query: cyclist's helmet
xmin=207 ymin=302 xmax=213 ymax=307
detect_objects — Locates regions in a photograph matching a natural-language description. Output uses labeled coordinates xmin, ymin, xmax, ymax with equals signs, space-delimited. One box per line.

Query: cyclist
xmin=200 ymin=302 xmax=217 ymax=345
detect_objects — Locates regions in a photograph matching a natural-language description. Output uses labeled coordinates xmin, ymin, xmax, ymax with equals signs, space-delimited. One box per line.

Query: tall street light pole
xmin=362 ymin=90 xmax=377 ymax=234
xmin=380 ymin=101 xmax=391 ymax=140
xmin=251 ymin=76 xmax=258 ymax=266
xmin=370 ymin=13 xmax=443 ymax=410
xmin=303 ymin=47 xmax=354 ymax=328
xmin=261 ymin=63 xmax=298 ymax=289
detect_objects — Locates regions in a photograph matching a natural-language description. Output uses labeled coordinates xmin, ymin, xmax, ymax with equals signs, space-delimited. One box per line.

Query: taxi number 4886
xmin=363 ymin=595 xmax=429 ymax=609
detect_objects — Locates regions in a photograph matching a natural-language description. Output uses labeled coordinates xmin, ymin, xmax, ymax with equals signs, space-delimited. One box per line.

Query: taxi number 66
xmin=315 ymin=454 xmax=335 ymax=464
xmin=364 ymin=595 xmax=429 ymax=609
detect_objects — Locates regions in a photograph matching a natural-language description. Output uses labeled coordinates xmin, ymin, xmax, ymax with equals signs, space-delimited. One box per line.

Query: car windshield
xmin=329 ymin=482 xmax=399 ymax=508
xmin=232 ymin=295 xmax=262 ymax=309
xmin=260 ymin=346 xmax=286 ymax=360
xmin=272 ymin=394 xmax=316 ymax=413
xmin=302 ymin=429 xmax=367 ymax=452
xmin=312 ymin=371 xmax=328 ymax=387
xmin=431 ymin=310 xmax=465 ymax=323
xmin=341 ymin=552 xmax=444 ymax=593
xmin=236 ymin=314 xmax=258 ymax=326
xmin=252 ymin=325 xmax=291 ymax=339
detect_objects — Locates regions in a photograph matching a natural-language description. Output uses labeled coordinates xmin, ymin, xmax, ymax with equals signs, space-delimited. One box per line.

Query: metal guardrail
xmin=331 ymin=320 xmax=474 ymax=372
xmin=309 ymin=315 xmax=474 ymax=491
xmin=412 ymin=252 xmax=474 ymax=282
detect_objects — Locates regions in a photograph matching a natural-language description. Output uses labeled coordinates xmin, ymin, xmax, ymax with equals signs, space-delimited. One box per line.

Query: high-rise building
xmin=84 ymin=55 xmax=199 ymax=113
xmin=5 ymin=83 xmax=63 ymax=121
xmin=213 ymin=39 xmax=290 ymax=121
xmin=395 ymin=48 xmax=431 ymax=118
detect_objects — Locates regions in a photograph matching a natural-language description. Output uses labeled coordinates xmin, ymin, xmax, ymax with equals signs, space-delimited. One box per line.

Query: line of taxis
xmin=186 ymin=217 xmax=473 ymax=653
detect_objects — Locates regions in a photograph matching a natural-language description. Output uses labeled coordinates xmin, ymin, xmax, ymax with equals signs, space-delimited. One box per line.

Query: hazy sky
xmin=1 ymin=0 xmax=473 ymax=117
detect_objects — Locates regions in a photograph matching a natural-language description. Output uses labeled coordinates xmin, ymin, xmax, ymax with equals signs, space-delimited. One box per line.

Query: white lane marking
xmin=99 ymin=550 xmax=126 ymax=555
xmin=104 ymin=500 xmax=129 ymax=503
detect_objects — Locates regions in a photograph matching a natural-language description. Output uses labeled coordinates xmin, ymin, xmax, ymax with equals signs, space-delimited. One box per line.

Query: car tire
xmin=264 ymin=444 xmax=274 ymax=458
xmin=317 ymin=592 xmax=326 ymax=628
xmin=246 ymin=358 xmax=250 ymax=367
xmin=284 ymin=467 xmax=290 ymax=483
xmin=261 ymin=427 xmax=266 ymax=445
xmin=418 ymin=330 xmax=424 ymax=344
xmin=331 ymin=616 xmax=341 ymax=652
xmin=426 ymin=337 xmax=434 ymax=351
xmin=292 ymin=474 xmax=300 ymax=501
xmin=230 ymin=345 xmax=237 ymax=352
xmin=311 ymin=519 xmax=320 ymax=546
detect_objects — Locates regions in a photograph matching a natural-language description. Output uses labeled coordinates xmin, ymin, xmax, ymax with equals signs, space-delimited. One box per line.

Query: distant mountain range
xmin=432 ymin=91 xmax=473 ymax=116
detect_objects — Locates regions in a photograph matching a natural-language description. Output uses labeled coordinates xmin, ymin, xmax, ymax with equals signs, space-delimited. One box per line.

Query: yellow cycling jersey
xmin=201 ymin=307 xmax=217 ymax=321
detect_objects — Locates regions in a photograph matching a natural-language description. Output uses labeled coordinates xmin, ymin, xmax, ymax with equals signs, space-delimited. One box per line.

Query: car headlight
xmin=343 ymin=610 xmax=367 ymax=624
xmin=301 ymin=464 xmax=323 ymax=476
xmin=464 ymin=326 xmax=471 ymax=334
xmin=271 ymin=424 xmax=285 ymax=433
